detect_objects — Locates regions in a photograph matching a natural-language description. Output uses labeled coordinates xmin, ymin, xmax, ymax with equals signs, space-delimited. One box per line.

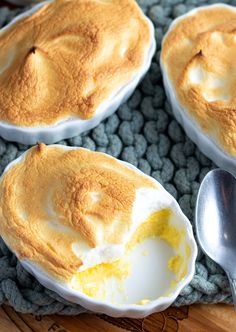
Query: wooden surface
xmin=0 ymin=303 xmax=235 ymax=332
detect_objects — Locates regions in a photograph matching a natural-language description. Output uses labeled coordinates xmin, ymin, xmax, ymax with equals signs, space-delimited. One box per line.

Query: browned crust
xmin=0 ymin=144 xmax=157 ymax=282
xmin=0 ymin=0 xmax=151 ymax=126
xmin=161 ymin=6 xmax=236 ymax=156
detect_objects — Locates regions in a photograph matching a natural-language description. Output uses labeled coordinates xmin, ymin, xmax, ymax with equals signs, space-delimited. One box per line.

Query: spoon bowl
xmin=196 ymin=169 xmax=236 ymax=308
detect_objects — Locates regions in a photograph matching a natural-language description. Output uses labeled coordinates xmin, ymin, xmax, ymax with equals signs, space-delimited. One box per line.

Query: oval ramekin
xmin=0 ymin=0 xmax=156 ymax=145
xmin=0 ymin=145 xmax=197 ymax=318
xmin=160 ymin=4 xmax=236 ymax=176
xmin=6 ymin=0 xmax=40 ymax=5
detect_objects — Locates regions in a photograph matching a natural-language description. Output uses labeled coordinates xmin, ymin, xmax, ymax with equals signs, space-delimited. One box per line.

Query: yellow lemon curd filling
xmin=72 ymin=209 xmax=191 ymax=302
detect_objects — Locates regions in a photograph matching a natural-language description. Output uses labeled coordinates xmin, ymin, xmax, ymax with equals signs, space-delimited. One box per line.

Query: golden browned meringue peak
xmin=0 ymin=0 xmax=152 ymax=127
xmin=161 ymin=6 xmax=236 ymax=156
xmin=0 ymin=144 xmax=157 ymax=282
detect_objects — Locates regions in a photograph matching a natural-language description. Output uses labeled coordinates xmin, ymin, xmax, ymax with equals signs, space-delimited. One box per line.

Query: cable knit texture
xmin=0 ymin=0 xmax=234 ymax=314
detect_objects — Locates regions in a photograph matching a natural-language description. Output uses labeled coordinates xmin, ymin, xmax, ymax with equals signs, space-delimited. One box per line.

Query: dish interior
xmin=71 ymin=209 xmax=190 ymax=305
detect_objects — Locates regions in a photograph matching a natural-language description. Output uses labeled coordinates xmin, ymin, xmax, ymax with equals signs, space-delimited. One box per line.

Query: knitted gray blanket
xmin=0 ymin=0 xmax=234 ymax=315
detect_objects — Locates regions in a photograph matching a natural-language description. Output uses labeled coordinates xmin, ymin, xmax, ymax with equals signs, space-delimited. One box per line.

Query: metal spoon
xmin=195 ymin=169 xmax=236 ymax=309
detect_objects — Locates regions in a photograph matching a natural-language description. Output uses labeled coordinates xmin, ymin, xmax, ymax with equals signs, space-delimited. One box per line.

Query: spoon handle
xmin=227 ymin=273 xmax=236 ymax=311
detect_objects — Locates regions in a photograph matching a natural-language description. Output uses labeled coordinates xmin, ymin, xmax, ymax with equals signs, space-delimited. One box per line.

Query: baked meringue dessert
xmin=161 ymin=5 xmax=236 ymax=167
xmin=0 ymin=0 xmax=155 ymax=144
xmin=0 ymin=144 xmax=196 ymax=310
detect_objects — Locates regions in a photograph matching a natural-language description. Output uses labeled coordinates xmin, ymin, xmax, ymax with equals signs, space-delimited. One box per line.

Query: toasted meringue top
xmin=0 ymin=144 xmax=158 ymax=282
xmin=0 ymin=0 xmax=152 ymax=127
xmin=161 ymin=5 xmax=236 ymax=156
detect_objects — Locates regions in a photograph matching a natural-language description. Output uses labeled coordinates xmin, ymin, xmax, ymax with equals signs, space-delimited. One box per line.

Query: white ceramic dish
xmin=1 ymin=145 xmax=197 ymax=318
xmin=0 ymin=0 xmax=156 ymax=145
xmin=160 ymin=4 xmax=236 ymax=176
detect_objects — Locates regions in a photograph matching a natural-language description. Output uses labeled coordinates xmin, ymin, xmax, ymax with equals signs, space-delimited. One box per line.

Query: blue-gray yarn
xmin=0 ymin=0 xmax=234 ymax=315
